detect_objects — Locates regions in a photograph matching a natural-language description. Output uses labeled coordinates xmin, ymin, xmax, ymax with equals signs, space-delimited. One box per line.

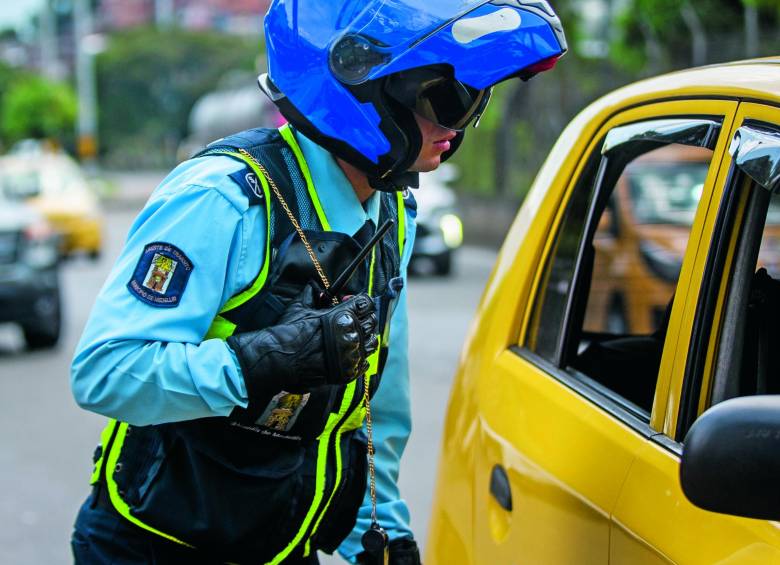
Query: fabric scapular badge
xmin=229 ymin=168 xmax=265 ymax=205
xmin=127 ymin=242 xmax=194 ymax=308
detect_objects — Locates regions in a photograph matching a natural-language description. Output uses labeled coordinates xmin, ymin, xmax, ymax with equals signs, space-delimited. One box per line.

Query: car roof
xmin=589 ymin=57 xmax=780 ymax=116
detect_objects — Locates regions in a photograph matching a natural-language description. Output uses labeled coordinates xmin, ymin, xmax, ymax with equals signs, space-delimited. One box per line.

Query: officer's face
xmin=410 ymin=113 xmax=457 ymax=173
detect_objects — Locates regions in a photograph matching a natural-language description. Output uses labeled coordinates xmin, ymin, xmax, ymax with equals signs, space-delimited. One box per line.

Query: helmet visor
xmin=385 ymin=68 xmax=491 ymax=131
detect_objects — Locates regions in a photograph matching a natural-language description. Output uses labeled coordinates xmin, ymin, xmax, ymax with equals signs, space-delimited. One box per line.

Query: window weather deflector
xmin=729 ymin=124 xmax=780 ymax=193
xmin=602 ymin=118 xmax=721 ymax=155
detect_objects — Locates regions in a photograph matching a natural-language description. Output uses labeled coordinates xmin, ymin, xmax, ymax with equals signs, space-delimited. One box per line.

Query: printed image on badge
xmin=256 ymin=391 xmax=310 ymax=432
xmin=127 ymin=242 xmax=194 ymax=308
xmin=143 ymin=253 xmax=177 ymax=293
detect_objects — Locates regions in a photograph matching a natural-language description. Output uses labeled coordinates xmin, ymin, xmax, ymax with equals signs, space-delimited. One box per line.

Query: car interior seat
xmin=572 ymin=289 xmax=675 ymax=413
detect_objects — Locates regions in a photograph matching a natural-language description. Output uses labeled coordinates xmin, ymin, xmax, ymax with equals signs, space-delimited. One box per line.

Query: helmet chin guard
xmin=261 ymin=0 xmax=567 ymax=191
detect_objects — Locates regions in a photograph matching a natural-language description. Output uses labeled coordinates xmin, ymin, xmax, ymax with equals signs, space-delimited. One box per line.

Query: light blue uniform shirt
xmin=71 ymin=130 xmax=416 ymax=560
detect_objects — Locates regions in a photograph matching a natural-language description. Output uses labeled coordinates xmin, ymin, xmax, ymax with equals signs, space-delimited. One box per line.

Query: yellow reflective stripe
xmin=368 ymin=246 xmax=377 ymax=297
xmin=341 ymin=336 xmax=381 ymax=433
xmin=278 ymin=124 xmax=331 ymax=231
xmin=397 ymin=192 xmax=406 ymax=257
xmin=304 ymin=390 xmax=360 ymax=556
xmin=204 ymin=315 xmax=237 ymax=341
xmin=269 ymin=381 xmax=357 ymax=564
xmin=105 ymin=422 xmax=193 ymax=547
xmin=217 ymin=151 xmax=273 ymax=313
xmin=90 ymin=419 xmax=118 ymax=484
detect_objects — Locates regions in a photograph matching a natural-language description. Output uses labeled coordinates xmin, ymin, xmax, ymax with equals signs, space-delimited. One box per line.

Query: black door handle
xmin=489 ymin=464 xmax=513 ymax=512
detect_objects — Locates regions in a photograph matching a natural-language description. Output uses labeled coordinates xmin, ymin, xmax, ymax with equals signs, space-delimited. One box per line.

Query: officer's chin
xmin=408 ymin=155 xmax=442 ymax=174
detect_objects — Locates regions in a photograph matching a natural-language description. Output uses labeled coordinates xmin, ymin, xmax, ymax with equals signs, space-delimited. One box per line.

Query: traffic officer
xmin=69 ymin=1 xmax=566 ymax=564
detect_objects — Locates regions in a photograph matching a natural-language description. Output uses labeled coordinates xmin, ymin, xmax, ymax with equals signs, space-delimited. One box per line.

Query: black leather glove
xmin=227 ymin=285 xmax=379 ymax=397
xmin=357 ymin=537 xmax=421 ymax=565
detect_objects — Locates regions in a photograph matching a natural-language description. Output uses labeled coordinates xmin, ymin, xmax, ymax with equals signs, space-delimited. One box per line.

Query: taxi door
xmin=471 ymin=99 xmax=738 ymax=565
xmin=609 ymin=103 xmax=780 ymax=564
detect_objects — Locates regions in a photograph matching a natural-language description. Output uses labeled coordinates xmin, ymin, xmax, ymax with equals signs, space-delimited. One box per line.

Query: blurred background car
xmin=586 ymin=144 xmax=711 ymax=334
xmin=410 ymin=163 xmax=464 ymax=276
xmin=0 ymin=149 xmax=103 ymax=260
xmin=586 ymin=144 xmax=780 ymax=334
xmin=0 ymin=188 xmax=62 ymax=349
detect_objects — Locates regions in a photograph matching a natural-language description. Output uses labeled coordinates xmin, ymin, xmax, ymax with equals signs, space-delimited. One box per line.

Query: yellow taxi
xmin=0 ymin=151 xmax=103 ymax=259
xmin=427 ymin=58 xmax=780 ymax=564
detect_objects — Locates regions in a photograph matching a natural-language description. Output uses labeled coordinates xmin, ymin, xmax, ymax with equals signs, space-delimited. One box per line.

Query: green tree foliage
xmin=0 ymin=74 xmax=77 ymax=145
xmin=0 ymin=61 xmax=23 ymax=107
xmin=611 ymin=0 xmax=779 ymax=73
xmin=96 ymin=27 xmax=259 ymax=167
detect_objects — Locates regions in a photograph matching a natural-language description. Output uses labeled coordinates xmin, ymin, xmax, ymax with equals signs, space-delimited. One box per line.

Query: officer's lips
xmin=433 ymin=132 xmax=457 ymax=153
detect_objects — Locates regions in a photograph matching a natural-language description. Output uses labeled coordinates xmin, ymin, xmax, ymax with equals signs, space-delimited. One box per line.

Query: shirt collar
xmin=293 ymin=129 xmax=380 ymax=236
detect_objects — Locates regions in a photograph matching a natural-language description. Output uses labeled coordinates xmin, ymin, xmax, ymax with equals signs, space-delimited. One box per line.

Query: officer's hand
xmin=278 ymin=284 xmax=379 ymax=384
xmin=227 ymin=285 xmax=378 ymax=395
xmin=357 ymin=536 xmax=421 ymax=565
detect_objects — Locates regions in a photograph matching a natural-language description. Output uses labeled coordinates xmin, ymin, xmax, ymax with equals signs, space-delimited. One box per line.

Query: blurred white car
xmin=411 ymin=163 xmax=463 ymax=276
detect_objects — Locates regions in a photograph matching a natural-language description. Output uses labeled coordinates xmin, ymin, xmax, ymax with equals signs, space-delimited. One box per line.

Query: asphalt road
xmin=0 ymin=197 xmax=498 ymax=564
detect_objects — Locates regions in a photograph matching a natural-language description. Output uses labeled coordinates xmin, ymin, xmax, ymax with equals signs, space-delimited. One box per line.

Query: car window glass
xmin=574 ymin=144 xmax=712 ymax=415
xmin=584 ymin=145 xmax=712 ymax=335
xmin=528 ymin=118 xmax=720 ymax=418
xmin=527 ymin=157 xmax=599 ymax=359
xmin=757 ymin=200 xmax=780 ymax=277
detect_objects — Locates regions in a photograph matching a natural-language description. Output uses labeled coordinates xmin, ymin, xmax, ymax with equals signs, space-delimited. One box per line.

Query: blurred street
xmin=0 ymin=173 xmax=498 ymax=564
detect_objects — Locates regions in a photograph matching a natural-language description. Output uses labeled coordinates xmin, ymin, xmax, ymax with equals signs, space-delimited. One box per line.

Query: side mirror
xmin=680 ymin=395 xmax=780 ymax=521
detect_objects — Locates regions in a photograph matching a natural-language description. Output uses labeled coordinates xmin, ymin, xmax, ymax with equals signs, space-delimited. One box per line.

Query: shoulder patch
xmin=229 ymin=167 xmax=265 ymax=205
xmin=127 ymin=242 xmax=194 ymax=308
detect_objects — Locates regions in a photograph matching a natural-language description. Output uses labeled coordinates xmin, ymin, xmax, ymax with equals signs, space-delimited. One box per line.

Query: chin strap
xmin=368 ymin=171 xmax=419 ymax=193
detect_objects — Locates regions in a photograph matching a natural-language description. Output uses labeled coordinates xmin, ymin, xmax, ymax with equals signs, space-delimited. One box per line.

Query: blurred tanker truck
xmin=178 ymin=71 xmax=284 ymax=161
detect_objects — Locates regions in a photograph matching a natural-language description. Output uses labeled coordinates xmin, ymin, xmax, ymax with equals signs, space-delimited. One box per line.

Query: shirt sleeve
xmin=70 ymin=174 xmax=265 ymax=426
xmin=339 ymin=206 xmax=417 ymax=561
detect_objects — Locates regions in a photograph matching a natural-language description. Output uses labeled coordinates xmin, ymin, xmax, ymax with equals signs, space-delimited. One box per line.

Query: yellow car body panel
xmin=612 ymin=442 xmax=780 ymax=565
xmin=470 ymin=351 xmax=637 ymax=564
xmin=427 ymin=59 xmax=780 ymax=565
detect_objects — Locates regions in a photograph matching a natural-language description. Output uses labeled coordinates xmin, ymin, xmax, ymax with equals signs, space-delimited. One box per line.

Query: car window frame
xmin=678 ymin=113 xmax=780 ymax=441
xmin=517 ymin=100 xmax=739 ymax=440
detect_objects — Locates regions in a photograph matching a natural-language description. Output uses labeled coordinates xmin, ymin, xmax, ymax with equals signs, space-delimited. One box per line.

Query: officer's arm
xmin=339 ymin=208 xmax=417 ymax=562
xmin=70 ymin=178 xmax=261 ymax=426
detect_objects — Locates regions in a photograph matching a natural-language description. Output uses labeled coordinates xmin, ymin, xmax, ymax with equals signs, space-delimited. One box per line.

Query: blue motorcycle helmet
xmin=259 ymin=0 xmax=567 ymax=191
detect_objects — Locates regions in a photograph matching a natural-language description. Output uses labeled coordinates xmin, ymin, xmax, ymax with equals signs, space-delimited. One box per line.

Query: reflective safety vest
xmin=88 ymin=125 xmax=411 ymax=564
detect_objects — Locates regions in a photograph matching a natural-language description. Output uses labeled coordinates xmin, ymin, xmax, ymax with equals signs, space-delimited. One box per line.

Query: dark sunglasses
xmin=385 ymin=68 xmax=492 ymax=131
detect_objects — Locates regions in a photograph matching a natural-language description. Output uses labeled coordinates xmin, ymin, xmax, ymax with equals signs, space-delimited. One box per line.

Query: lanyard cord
xmin=238 ymin=148 xmax=380 ymax=523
